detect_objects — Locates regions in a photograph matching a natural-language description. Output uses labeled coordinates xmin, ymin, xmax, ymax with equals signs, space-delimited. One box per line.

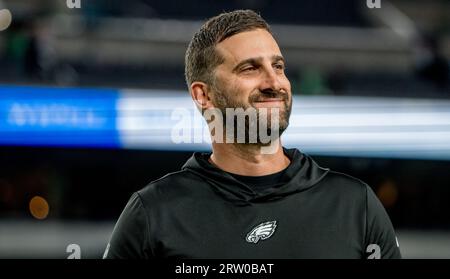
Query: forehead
xmin=215 ymin=29 xmax=282 ymax=66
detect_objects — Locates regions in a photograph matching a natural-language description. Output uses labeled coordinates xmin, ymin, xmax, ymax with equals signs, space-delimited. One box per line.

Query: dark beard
xmin=211 ymin=87 xmax=292 ymax=144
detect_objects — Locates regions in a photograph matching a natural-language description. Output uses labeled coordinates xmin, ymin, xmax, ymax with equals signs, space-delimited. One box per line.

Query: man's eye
xmin=242 ymin=66 xmax=257 ymax=72
xmin=274 ymin=63 xmax=285 ymax=70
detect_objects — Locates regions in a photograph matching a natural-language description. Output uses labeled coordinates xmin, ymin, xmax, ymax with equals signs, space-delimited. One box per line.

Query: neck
xmin=209 ymin=139 xmax=290 ymax=176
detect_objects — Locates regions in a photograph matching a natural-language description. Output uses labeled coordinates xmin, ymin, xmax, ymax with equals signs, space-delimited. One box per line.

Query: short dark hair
xmin=184 ymin=10 xmax=271 ymax=87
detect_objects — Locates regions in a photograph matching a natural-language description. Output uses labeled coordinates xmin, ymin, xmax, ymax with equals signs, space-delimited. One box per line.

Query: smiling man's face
xmin=210 ymin=28 xmax=292 ymax=140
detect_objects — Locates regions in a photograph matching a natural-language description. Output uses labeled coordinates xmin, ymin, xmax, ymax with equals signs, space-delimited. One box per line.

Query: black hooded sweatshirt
xmin=104 ymin=148 xmax=401 ymax=259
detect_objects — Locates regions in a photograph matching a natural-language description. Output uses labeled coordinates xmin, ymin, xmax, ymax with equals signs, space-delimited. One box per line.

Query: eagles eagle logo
xmin=245 ymin=221 xmax=277 ymax=244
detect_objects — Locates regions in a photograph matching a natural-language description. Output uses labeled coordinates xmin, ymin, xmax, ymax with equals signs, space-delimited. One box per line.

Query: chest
xmin=151 ymin=196 xmax=365 ymax=259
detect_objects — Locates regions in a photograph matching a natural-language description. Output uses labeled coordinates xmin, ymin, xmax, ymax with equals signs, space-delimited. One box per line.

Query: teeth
xmin=0 ymin=9 xmax=13 ymax=31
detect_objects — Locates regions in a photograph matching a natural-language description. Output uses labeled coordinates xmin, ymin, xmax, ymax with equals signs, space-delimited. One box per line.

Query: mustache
xmin=248 ymin=89 xmax=288 ymax=103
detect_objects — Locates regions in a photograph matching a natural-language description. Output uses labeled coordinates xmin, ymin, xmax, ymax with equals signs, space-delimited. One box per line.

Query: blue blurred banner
xmin=1 ymin=85 xmax=450 ymax=160
xmin=0 ymin=86 xmax=120 ymax=148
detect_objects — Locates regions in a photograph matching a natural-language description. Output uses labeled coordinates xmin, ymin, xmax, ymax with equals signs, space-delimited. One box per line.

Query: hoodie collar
xmin=182 ymin=148 xmax=329 ymax=206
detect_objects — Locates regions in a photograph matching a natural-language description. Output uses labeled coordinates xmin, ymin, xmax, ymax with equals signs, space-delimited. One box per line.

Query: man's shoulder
xmin=319 ymin=169 xmax=370 ymax=196
xmin=325 ymin=170 xmax=368 ymax=186
xmin=304 ymin=152 xmax=369 ymax=194
xmin=135 ymin=169 xmax=207 ymax=204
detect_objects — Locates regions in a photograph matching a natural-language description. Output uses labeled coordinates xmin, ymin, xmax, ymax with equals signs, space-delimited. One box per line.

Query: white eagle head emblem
xmin=246 ymin=221 xmax=277 ymax=244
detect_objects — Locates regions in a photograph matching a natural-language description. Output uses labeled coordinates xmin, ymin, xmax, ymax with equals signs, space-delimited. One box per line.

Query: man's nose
xmin=261 ymin=66 xmax=282 ymax=91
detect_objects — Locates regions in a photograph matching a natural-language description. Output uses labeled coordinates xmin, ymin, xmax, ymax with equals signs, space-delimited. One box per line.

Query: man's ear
xmin=190 ymin=81 xmax=214 ymax=110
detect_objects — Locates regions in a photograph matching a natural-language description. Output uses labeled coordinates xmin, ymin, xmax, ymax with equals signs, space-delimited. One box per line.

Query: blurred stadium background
xmin=0 ymin=0 xmax=449 ymax=258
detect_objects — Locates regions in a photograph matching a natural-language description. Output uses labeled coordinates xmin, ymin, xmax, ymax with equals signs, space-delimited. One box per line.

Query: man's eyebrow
xmin=232 ymin=57 xmax=263 ymax=73
xmin=231 ymin=55 xmax=285 ymax=73
xmin=272 ymin=55 xmax=285 ymax=64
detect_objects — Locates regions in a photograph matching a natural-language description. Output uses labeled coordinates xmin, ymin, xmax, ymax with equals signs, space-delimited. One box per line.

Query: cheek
xmin=229 ymin=78 xmax=256 ymax=99
xmin=241 ymin=76 xmax=266 ymax=91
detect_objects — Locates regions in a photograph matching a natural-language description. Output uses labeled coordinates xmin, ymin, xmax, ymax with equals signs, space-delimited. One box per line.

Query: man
xmin=104 ymin=10 xmax=401 ymax=259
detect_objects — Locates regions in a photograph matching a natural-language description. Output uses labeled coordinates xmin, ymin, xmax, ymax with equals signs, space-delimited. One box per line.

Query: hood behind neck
xmin=182 ymin=148 xmax=329 ymax=206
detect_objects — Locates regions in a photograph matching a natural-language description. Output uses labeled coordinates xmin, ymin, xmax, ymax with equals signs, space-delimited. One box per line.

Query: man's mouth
xmin=254 ymin=98 xmax=284 ymax=102
xmin=253 ymin=98 xmax=285 ymax=106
